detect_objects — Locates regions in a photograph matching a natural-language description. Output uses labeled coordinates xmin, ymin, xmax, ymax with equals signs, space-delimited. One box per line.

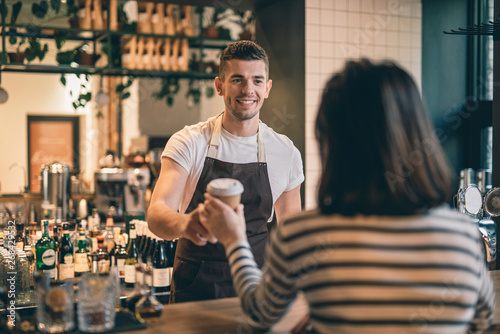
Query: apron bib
xmin=170 ymin=114 xmax=273 ymax=303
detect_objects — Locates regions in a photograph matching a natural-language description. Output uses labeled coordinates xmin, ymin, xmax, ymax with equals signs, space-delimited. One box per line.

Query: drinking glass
xmin=77 ymin=270 xmax=118 ymax=333
xmin=36 ymin=273 xmax=74 ymax=333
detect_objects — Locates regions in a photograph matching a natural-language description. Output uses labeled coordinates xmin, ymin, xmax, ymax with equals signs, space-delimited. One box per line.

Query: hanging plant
xmin=116 ymin=77 xmax=134 ymax=101
xmin=25 ymin=38 xmax=49 ymax=63
xmin=59 ymin=73 xmax=92 ymax=112
xmin=152 ymin=77 xmax=180 ymax=107
xmin=31 ymin=1 xmax=49 ymax=18
xmin=186 ymin=79 xmax=201 ymax=108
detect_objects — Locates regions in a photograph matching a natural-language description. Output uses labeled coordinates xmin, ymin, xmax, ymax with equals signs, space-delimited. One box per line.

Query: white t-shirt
xmin=162 ymin=115 xmax=304 ymax=219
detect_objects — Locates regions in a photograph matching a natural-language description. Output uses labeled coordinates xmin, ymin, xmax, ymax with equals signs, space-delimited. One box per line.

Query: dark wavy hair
xmin=315 ymin=59 xmax=452 ymax=216
xmin=219 ymin=40 xmax=269 ymax=80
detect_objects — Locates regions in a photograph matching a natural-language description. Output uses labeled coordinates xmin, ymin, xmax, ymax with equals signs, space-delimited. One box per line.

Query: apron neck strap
xmin=207 ymin=113 xmax=266 ymax=163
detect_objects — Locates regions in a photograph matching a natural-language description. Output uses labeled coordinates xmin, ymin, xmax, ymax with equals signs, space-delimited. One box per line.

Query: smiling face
xmin=215 ymin=59 xmax=272 ymax=121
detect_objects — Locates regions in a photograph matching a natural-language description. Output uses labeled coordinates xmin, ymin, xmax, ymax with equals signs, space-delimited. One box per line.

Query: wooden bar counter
xmin=120 ymin=271 xmax=500 ymax=334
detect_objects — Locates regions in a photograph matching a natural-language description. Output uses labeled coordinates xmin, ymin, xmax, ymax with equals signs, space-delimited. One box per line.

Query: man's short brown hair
xmin=219 ymin=40 xmax=269 ymax=80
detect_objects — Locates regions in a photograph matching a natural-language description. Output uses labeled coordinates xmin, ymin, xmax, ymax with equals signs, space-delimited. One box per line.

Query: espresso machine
xmin=455 ymin=168 xmax=497 ymax=266
xmin=94 ymin=167 xmax=150 ymax=221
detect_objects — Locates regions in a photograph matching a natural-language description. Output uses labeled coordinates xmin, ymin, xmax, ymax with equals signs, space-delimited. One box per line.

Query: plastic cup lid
xmin=206 ymin=178 xmax=244 ymax=197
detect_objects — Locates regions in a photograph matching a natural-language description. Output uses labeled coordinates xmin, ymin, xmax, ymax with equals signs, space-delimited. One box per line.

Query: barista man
xmin=147 ymin=41 xmax=304 ymax=303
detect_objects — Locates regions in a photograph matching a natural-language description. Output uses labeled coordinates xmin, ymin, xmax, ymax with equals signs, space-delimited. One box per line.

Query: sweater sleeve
xmin=225 ymin=238 xmax=298 ymax=330
xmin=467 ymin=261 xmax=495 ymax=333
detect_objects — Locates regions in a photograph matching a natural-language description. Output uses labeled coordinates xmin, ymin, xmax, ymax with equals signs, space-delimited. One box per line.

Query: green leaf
xmin=206 ymin=86 xmax=214 ymax=98
xmin=122 ymin=92 xmax=131 ymax=100
xmin=50 ymin=0 xmax=60 ymax=14
xmin=0 ymin=3 xmax=7 ymax=20
xmin=0 ymin=51 xmax=8 ymax=64
xmin=116 ymin=84 xmax=125 ymax=93
xmin=55 ymin=35 xmax=66 ymax=50
xmin=166 ymin=96 xmax=174 ymax=106
xmin=60 ymin=74 xmax=66 ymax=86
xmin=25 ymin=49 xmax=36 ymax=62
xmin=11 ymin=2 xmax=22 ymax=25
xmin=8 ymin=35 xmax=17 ymax=45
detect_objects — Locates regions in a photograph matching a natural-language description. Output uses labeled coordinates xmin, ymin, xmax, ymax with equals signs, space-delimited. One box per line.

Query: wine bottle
xmin=14 ymin=222 xmax=26 ymax=252
xmin=115 ymin=240 xmax=128 ymax=283
xmin=35 ymin=220 xmax=57 ymax=279
xmin=74 ymin=235 xmax=90 ymax=277
xmin=124 ymin=222 xmax=138 ymax=288
xmin=152 ymin=237 xmax=170 ymax=292
xmin=95 ymin=236 xmax=110 ymax=274
xmin=58 ymin=223 xmax=75 ymax=280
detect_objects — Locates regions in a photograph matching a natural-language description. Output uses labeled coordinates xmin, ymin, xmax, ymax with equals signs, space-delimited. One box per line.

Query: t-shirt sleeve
xmin=161 ymin=128 xmax=195 ymax=173
xmin=285 ymin=146 xmax=304 ymax=192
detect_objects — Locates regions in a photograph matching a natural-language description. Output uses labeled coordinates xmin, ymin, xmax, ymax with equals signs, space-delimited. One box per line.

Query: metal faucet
xmin=9 ymin=162 xmax=28 ymax=193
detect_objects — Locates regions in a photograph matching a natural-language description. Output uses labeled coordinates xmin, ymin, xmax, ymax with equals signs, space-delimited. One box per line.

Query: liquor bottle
xmin=95 ymin=236 xmax=110 ymax=274
xmin=125 ymin=263 xmax=147 ymax=314
xmin=140 ymin=228 xmax=152 ymax=262
xmin=115 ymin=240 xmax=128 ymax=283
xmin=16 ymin=250 xmax=30 ymax=304
xmin=24 ymin=245 xmax=36 ymax=290
xmin=15 ymin=222 xmax=27 ymax=252
xmin=167 ymin=240 xmax=176 ymax=280
xmin=152 ymin=237 xmax=170 ymax=292
xmin=135 ymin=265 xmax=163 ymax=323
xmin=124 ymin=222 xmax=138 ymax=288
xmin=110 ymin=227 xmax=121 ymax=267
xmin=135 ymin=220 xmax=144 ymax=251
xmin=58 ymin=223 xmax=75 ymax=280
xmin=104 ymin=217 xmax=115 ymax=253
xmin=35 ymin=220 xmax=57 ymax=279
xmin=75 ymin=235 xmax=90 ymax=276
xmin=92 ymin=208 xmax=101 ymax=228
xmin=78 ymin=228 xmax=92 ymax=253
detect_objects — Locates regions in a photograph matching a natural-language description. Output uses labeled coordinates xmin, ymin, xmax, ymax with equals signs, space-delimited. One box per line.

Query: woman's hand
xmin=198 ymin=193 xmax=247 ymax=248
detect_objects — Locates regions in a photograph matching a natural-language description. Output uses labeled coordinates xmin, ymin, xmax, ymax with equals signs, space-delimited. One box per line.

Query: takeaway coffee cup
xmin=206 ymin=178 xmax=244 ymax=210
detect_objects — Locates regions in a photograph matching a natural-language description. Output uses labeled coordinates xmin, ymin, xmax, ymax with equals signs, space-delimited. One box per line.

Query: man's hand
xmin=180 ymin=208 xmax=218 ymax=246
xmin=198 ymin=193 xmax=248 ymax=248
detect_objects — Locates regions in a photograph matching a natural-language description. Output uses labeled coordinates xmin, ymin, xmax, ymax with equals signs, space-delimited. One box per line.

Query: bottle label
xmin=91 ymin=238 xmax=98 ymax=253
xmin=74 ymin=253 xmax=89 ymax=272
xmin=41 ymin=249 xmax=56 ymax=266
xmin=117 ymin=259 xmax=125 ymax=278
xmin=153 ymin=268 xmax=170 ymax=287
xmin=129 ymin=229 xmax=137 ymax=239
xmin=16 ymin=242 xmax=24 ymax=252
xmin=59 ymin=263 xmax=75 ymax=280
xmin=145 ymin=274 xmax=152 ymax=287
xmin=137 ymin=271 xmax=144 ymax=285
xmin=125 ymin=265 xmax=136 ymax=283
xmin=63 ymin=253 xmax=74 ymax=264
xmin=43 ymin=268 xmax=56 ymax=279
xmin=98 ymin=259 xmax=110 ymax=273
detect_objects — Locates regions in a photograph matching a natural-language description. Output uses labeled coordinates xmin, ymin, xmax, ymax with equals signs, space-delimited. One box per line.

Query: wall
xmin=421 ymin=0 xmax=468 ymax=177
xmin=138 ymin=78 xmax=223 ymax=140
xmin=255 ymin=0 xmax=306 ymax=207
xmin=305 ymin=0 xmax=422 ymax=209
xmin=0 ymin=72 xmax=98 ymax=194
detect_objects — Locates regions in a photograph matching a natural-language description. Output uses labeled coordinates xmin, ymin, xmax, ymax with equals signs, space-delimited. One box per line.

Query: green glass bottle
xmin=124 ymin=222 xmax=138 ymax=288
xmin=58 ymin=223 xmax=74 ymax=280
xmin=35 ymin=220 xmax=56 ymax=279
xmin=74 ymin=235 xmax=90 ymax=277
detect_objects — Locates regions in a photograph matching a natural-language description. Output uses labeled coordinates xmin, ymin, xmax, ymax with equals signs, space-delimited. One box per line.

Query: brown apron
xmin=170 ymin=114 xmax=273 ymax=303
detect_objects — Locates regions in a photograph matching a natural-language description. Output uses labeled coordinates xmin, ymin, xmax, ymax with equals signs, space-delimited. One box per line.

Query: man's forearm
xmin=147 ymin=203 xmax=187 ymax=240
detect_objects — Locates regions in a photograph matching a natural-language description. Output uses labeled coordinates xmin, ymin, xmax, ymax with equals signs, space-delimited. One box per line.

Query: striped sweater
xmin=225 ymin=206 xmax=495 ymax=333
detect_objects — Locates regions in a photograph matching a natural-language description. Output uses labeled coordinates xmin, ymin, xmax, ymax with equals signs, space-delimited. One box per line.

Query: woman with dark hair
xmin=198 ymin=59 xmax=494 ymax=333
